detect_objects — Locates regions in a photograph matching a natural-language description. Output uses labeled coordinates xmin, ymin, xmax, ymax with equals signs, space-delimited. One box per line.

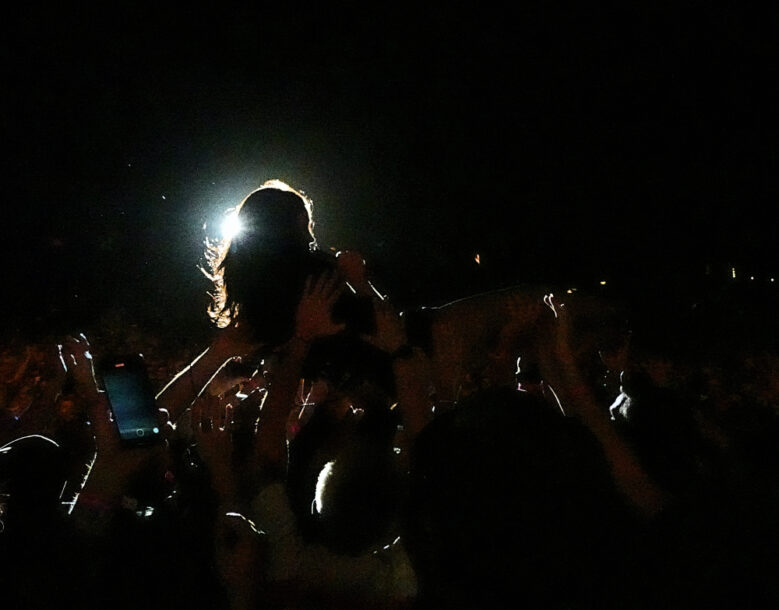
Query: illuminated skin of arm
xmin=538 ymin=295 xmax=667 ymax=519
xmin=155 ymin=321 xmax=262 ymax=427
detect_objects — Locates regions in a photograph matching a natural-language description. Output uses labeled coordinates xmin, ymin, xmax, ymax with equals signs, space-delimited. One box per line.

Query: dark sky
xmin=4 ymin=4 xmax=778 ymax=333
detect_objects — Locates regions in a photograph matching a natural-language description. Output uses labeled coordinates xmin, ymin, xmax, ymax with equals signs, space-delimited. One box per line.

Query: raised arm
xmin=537 ymin=294 xmax=667 ymax=519
xmin=191 ymin=393 xmax=266 ymax=610
xmin=60 ymin=336 xmax=171 ymax=529
xmin=155 ymin=321 xmax=262 ymax=425
xmin=253 ymin=272 xmax=346 ymax=482
xmin=363 ymin=297 xmax=433 ymax=453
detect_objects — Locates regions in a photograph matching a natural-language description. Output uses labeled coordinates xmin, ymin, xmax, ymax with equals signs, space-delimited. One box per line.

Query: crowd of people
xmin=1 ymin=180 xmax=777 ymax=609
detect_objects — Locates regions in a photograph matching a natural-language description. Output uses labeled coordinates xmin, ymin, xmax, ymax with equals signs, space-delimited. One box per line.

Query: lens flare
xmin=221 ymin=213 xmax=243 ymax=240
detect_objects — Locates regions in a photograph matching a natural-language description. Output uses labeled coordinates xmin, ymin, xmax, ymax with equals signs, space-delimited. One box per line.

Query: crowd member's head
xmin=286 ymin=375 xmax=403 ymax=555
xmin=204 ymin=180 xmax=325 ymax=344
xmin=310 ymin=429 xmax=402 ymax=556
xmin=228 ymin=179 xmax=317 ymax=254
xmin=405 ymin=387 xmax=629 ymax=608
xmin=0 ymin=435 xmax=67 ymax=534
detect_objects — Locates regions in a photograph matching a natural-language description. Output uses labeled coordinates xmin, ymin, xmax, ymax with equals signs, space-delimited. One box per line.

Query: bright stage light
xmin=221 ymin=212 xmax=243 ymax=240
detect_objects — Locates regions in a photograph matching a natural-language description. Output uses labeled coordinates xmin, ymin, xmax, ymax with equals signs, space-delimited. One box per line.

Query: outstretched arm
xmin=155 ymin=321 xmax=262 ymax=426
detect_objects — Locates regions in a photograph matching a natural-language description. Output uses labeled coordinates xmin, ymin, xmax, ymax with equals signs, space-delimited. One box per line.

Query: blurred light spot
xmin=731 ymin=267 xmax=737 ymax=279
xmin=474 ymin=253 xmax=481 ymax=264
xmin=221 ymin=213 xmax=243 ymax=240
xmin=599 ymin=280 xmax=607 ymax=286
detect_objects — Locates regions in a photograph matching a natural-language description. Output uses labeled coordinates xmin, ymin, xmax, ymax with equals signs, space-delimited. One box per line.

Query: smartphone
xmin=97 ymin=354 xmax=162 ymax=446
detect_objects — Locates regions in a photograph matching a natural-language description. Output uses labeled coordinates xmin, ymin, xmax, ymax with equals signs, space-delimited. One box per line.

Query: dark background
xmin=3 ymin=4 xmax=777 ymax=341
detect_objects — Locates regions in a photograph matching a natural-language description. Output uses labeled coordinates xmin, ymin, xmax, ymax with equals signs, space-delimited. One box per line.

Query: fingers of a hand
xmin=62 ymin=337 xmax=96 ymax=375
xmin=67 ymin=333 xmax=91 ymax=350
xmin=194 ymin=396 xmax=218 ymax=433
xmin=543 ymin=294 xmax=558 ymax=319
xmin=336 ymin=249 xmax=365 ymax=266
xmin=60 ymin=340 xmax=81 ymax=366
xmin=221 ymin=404 xmax=234 ymax=431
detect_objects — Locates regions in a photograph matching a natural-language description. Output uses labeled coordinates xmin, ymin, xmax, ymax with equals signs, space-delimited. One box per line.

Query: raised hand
xmin=534 ymin=293 xmax=592 ymax=416
xmin=540 ymin=293 xmax=580 ymax=377
xmin=293 ymin=272 xmax=346 ymax=343
xmin=59 ymin=334 xmax=100 ymax=400
xmin=191 ymin=393 xmax=237 ymax=500
xmin=335 ymin=249 xmax=377 ymax=297
xmin=537 ymin=295 xmax=667 ymax=516
xmin=63 ymin=335 xmax=171 ymax=506
xmin=363 ymin=296 xmax=408 ymax=355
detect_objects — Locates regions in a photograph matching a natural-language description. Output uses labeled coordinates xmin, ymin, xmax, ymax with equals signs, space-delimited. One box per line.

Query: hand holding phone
xmin=60 ymin=341 xmax=171 ymax=513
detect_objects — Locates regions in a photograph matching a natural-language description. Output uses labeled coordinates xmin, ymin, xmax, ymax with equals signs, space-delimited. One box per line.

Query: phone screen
xmin=99 ymin=355 xmax=162 ymax=445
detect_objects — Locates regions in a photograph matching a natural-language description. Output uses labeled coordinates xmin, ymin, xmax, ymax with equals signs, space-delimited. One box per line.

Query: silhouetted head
xmin=310 ymin=437 xmax=402 ymax=556
xmin=287 ymin=383 xmax=402 ymax=556
xmin=204 ymin=180 xmax=325 ymax=343
xmin=406 ymin=387 xmax=624 ymax=607
xmin=0 ymin=435 xmax=67 ymax=531
xmin=230 ymin=180 xmax=317 ymax=253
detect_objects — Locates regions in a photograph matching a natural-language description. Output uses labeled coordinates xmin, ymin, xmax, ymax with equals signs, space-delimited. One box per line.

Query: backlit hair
xmin=203 ymin=180 xmax=317 ymax=328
